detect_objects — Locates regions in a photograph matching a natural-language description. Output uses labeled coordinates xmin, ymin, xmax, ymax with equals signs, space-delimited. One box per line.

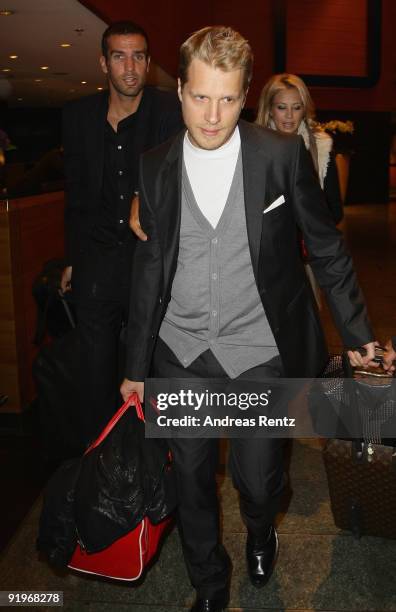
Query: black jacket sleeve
xmin=293 ymin=139 xmax=373 ymax=348
xmin=125 ymin=159 xmax=164 ymax=380
xmin=323 ymin=152 xmax=343 ymax=224
xmin=62 ymin=103 xmax=85 ymax=267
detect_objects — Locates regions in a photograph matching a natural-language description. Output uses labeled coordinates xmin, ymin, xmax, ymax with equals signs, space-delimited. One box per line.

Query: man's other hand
xmin=129 ymin=194 xmax=148 ymax=241
xmin=383 ymin=339 xmax=396 ymax=373
xmin=121 ymin=379 xmax=144 ymax=403
xmin=60 ymin=266 xmax=72 ymax=293
xmin=347 ymin=341 xmax=378 ymax=368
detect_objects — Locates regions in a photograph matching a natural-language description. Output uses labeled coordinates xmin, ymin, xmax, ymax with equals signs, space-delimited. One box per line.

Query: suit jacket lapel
xmin=239 ymin=120 xmax=267 ymax=285
xmin=157 ymin=131 xmax=184 ymax=285
xmin=130 ymin=88 xmax=152 ymax=172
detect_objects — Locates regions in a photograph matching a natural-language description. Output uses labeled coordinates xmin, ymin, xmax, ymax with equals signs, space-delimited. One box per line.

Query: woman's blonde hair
xmin=179 ymin=26 xmax=253 ymax=92
xmin=256 ymin=73 xmax=315 ymax=128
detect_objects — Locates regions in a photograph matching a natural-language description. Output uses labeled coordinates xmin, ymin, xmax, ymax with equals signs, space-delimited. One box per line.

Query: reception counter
xmin=0 ymin=192 xmax=65 ymax=413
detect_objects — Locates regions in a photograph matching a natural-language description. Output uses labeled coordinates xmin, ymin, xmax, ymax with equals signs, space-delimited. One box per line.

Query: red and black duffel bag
xmin=68 ymin=393 xmax=174 ymax=580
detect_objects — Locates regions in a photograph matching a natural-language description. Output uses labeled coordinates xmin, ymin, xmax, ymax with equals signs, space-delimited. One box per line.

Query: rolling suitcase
xmin=33 ymin=329 xmax=86 ymax=460
xmin=32 ymin=259 xmax=80 ymax=461
xmin=322 ymin=351 xmax=396 ymax=539
xmin=32 ymin=258 xmax=76 ymax=345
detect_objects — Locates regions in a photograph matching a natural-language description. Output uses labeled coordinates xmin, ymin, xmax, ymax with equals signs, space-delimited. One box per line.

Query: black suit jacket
xmin=62 ymin=87 xmax=183 ymax=273
xmin=125 ymin=120 xmax=373 ymax=378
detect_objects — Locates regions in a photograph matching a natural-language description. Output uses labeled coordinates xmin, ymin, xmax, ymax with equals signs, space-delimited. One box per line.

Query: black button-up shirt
xmin=92 ymin=112 xmax=138 ymax=247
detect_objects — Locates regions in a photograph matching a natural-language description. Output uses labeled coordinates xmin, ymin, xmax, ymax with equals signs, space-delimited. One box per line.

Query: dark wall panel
xmin=80 ymin=0 xmax=395 ymax=112
xmin=310 ymin=0 xmax=396 ymax=111
xmin=286 ymin=0 xmax=368 ymax=77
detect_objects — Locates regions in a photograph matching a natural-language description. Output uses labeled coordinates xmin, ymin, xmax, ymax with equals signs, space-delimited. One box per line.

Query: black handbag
xmin=310 ymin=352 xmax=396 ymax=442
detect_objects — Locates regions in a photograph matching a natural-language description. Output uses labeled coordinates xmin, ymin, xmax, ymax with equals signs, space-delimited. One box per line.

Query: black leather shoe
xmin=246 ymin=525 xmax=279 ymax=588
xmin=190 ymin=596 xmax=228 ymax=611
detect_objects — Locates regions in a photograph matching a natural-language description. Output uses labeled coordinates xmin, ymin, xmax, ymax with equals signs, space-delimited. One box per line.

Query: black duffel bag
xmin=37 ymin=394 xmax=176 ymax=565
xmin=73 ymin=394 xmax=176 ymax=553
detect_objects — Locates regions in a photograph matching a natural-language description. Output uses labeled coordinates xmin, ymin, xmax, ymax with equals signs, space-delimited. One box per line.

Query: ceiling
xmin=0 ymin=0 xmax=176 ymax=108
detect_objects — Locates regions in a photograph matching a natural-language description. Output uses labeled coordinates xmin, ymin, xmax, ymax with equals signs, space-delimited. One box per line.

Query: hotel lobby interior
xmin=1 ymin=1 xmax=395 ymax=610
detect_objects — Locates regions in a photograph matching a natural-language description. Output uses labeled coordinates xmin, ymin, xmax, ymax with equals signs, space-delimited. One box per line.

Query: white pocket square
xmin=263 ymin=195 xmax=285 ymax=214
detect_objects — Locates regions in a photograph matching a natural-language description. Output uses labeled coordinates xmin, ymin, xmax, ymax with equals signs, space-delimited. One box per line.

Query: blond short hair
xmin=256 ymin=73 xmax=315 ymax=127
xmin=179 ymin=26 xmax=253 ymax=92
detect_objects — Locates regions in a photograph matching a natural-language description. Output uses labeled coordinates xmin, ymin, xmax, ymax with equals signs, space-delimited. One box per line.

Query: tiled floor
xmin=0 ymin=430 xmax=51 ymax=552
xmin=0 ymin=203 xmax=395 ymax=611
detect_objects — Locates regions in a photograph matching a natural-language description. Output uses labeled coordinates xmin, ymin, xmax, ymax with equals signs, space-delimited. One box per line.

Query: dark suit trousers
xmin=73 ymin=243 xmax=131 ymax=447
xmin=151 ymin=338 xmax=286 ymax=599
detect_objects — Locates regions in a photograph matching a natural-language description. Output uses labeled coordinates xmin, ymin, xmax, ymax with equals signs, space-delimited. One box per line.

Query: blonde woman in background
xmin=257 ymin=73 xmax=343 ymax=306
xmin=257 ymin=73 xmax=343 ymax=222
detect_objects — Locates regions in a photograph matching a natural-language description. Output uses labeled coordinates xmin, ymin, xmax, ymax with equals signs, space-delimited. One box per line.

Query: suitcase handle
xmin=85 ymin=393 xmax=143 ymax=454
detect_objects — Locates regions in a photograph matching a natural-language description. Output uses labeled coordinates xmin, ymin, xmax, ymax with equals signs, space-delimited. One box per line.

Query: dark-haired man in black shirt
xmin=61 ymin=21 xmax=182 ymax=446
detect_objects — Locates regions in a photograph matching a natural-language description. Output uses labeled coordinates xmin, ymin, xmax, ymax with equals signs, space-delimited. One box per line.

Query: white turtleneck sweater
xmin=183 ymin=126 xmax=241 ymax=228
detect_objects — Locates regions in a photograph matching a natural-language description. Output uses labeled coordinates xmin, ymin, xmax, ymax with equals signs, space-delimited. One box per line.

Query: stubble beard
xmin=109 ymin=73 xmax=145 ymax=99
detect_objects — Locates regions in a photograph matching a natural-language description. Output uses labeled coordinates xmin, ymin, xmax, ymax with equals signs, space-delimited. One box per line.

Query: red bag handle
xmin=85 ymin=392 xmax=144 ymax=454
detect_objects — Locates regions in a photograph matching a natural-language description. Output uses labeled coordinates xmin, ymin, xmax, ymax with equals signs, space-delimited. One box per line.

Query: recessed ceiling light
xmin=81 ymin=80 xmax=87 ymax=84
xmin=9 ymin=55 xmax=18 ymax=59
xmin=40 ymin=66 xmax=49 ymax=70
xmin=97 ymin=86 xmax=103 ymax=91
xmin=17 ymin=97 xmax=23 ymax=101
xmin=2 ymin=68 xmax=11 ymax=72
xmin=0 ymin=9 xmax=15 ymax=16
xmin=34 ymin=78 xmax=42 ymax=82
xmin=60 ymin=43 xmax=72 ymax=48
